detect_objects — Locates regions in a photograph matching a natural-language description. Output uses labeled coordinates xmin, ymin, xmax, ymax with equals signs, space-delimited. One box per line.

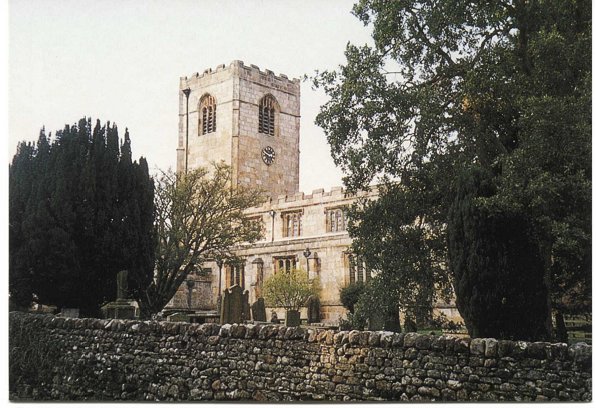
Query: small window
xmin=326 ymin=208 xmax=346 ymax=232
xmin=274 ymin=256 xmax=297 ymax=274
xmin=348 ymin=254 xmax=369 ymax=284
xmin=259 ymin=95 xmax=277 ymax=136
xmin=199 ymin=94 xmax=217 ymax=134
xmin=226 ymin=263 xmax=245 ymax=289
xmin=282 ymin=211 xmax=302 ymax=237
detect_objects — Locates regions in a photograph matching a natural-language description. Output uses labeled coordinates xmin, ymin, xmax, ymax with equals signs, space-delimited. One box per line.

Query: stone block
xmin=470 ymin=338 xmax=485 ymax=355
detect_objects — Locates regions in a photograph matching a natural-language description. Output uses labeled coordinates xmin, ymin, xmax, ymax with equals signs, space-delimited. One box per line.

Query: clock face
xmin=261 ymin=146 xmax=276 ymax=165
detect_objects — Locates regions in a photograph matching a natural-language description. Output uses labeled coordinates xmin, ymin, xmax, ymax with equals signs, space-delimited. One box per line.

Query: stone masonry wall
xmin=9 ymin=312 xmax=591 ymax=402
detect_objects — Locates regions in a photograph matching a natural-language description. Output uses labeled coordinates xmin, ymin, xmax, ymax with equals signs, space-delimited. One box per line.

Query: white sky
xmin=8 ymin=0 xmax=373 ymax=193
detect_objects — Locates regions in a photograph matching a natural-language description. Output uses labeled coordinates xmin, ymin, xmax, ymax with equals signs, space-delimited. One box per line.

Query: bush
xmin=339 ymin=281 xmax=365 ymax=313
xmin=338 ymin=311 xmax=366 ymax=331
xmin=263 ymin=269 xmax=320 ymax=312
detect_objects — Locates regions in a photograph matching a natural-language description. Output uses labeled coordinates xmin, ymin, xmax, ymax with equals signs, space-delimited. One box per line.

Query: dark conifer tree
xmin=9 ymin=140 xmax=37 ymax=308
xmin=448 ymin=167 xmax=551 ymax=341
xmin=9 ymin=118 xmax=155 ymax=316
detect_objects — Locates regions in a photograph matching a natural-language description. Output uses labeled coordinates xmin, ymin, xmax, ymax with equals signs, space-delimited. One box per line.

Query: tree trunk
xmin=542 ymin=242 xmax=555 ymax=341
xmin=554 ymin=310 xmax=568 ymax=343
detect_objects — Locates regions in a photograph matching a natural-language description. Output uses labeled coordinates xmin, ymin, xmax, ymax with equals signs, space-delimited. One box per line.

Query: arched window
xmin=199 ymin=94 xmax=217 ymax=135
xmin=326 ymin=207 xmax=346 ymax=232
xmin=259 ymin=95 xmax=277 ymax=136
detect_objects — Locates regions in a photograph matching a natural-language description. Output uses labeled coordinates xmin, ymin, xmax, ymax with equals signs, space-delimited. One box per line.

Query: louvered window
xmin=199 ymin=94 xmax=216 ymax=135
xmin=259 ymin=95 xmax=276 ymax=136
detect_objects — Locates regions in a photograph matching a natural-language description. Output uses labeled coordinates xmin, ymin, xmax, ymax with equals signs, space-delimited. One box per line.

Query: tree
xmin=448 ymin=166 xmax=550 ymax=340
xmin=9 ymin=140 xmax=37 ymax=309
xmin=9 ymin=119 xmax=154 ymax=316
xmin=348 ymin=182 xmax=452 ymax=328
xmin=339 ymin=281 xmax=365 ymax=313
xmin=313 ymin=0 xmax=590 ymax=340
xmin=263 ymin=269 xmax=320 ymax=317
xmin=136 ymin=163 xmax=264 ymax=319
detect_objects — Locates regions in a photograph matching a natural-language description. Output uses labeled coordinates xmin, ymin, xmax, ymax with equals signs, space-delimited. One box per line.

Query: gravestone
xmin=306 ymin=296 xmax=321 ymax=324
xmin=100 ymin=270 xmax=137 ymax=320
xmin=220 ymin=285 xmax=250 ymax=324
xmin=251 ymin=298 xmax=267 ymax=322
xmin=270 ymin=310 xmax=280 ymax=324
xmin=286 ymin=310 xmax=301 ymax=327
xmin=117 ymin=270 xmax=129 ymax=300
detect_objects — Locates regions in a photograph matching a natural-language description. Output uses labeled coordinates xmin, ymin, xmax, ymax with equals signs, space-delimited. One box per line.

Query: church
xmin=165 ymin=61 xmax=458 ymax=325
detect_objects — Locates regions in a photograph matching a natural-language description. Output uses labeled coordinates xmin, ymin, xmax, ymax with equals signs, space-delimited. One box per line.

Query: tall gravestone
xmin=100 ymin=270 xmax=137 ymax=320
xmin=306 ymin=296 xmax=321 ymax=324
xmin=220 ymin=285 xmax=250 ymax=324
xmin=251 ymin=298 xmax=267 ymax=322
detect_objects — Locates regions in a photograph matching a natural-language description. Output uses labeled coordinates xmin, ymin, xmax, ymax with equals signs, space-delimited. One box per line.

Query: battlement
xmin=180 ymin=60 xmax=300 ymax=87
xmin=246 ymin=185 xmax=379 ymax=214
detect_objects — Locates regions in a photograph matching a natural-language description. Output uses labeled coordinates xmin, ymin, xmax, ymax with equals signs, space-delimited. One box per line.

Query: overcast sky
xmin=8 ymin=0 xmax=372 ymax=193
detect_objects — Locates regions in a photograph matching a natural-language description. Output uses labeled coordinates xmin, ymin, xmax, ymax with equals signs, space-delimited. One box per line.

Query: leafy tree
xmin=9 ymin=119 xmax=154 ymax=316
xmin=137 ymin=163 xmax=264 ymax=319
xmin=263 ymin=269 xmax=320 ymax=314
xmin=349 ymin=275 xmax=401 ymax=331
xmin=313 ymin=0 xmax=590 ymax=340
xmin=348 ymin=182 xmax=452 ymax=328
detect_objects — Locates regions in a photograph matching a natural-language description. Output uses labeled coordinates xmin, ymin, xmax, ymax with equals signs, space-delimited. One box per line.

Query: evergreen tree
xmin=448 ymin=166 xmax=550 ymax=340
xmin=9 ymin=139 xmax=37 ymax=308
xmin=9 ymin=118 xmax=155 ymax=316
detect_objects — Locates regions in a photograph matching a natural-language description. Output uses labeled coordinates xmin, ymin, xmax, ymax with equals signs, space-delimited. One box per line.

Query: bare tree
xmin=137 ymin=162 xmax=264 ymax=318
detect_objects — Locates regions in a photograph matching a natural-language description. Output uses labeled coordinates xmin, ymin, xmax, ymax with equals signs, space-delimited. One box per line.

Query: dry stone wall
xmin=9 ymin=312 xmax=591 ymax=402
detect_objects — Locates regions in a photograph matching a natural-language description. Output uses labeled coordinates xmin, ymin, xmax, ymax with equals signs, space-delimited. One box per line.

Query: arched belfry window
xmin=259 ymin=95 xmax=278 ymax=136
xmin=199 ymin=94 xmax=217 ymax=135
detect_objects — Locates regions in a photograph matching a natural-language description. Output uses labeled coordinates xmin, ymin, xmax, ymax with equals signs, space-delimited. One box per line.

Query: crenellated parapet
xmin=245 ymin=185 xmax=379 ymax=214
xmin=180 ymin=60 xmax=300 ymax=94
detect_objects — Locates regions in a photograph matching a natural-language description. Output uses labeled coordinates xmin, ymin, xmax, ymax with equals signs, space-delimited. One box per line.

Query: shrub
xmin=339 ymin=281 xmax=365 ymax=313
xmin=263 ymin=269 xmax=320 ymax=312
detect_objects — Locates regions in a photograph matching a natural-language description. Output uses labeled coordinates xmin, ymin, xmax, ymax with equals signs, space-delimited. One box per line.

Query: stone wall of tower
xmin=177 ymin=61 xmax=300 ymax=197
xmin=235 ymin=62 xmax=300 ymax=197
xmin=177 ymin=64 xmax=235 ymax=175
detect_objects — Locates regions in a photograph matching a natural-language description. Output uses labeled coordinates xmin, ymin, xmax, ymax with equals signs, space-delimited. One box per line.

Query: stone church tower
xmin=176 ymin=60 xmax=300 ymax=197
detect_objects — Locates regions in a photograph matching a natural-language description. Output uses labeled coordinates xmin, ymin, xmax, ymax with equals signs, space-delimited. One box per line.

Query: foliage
xmin=263 ymin=269 xmax=320 ymax=312
xmin=339 ymin=281 xmax=365 ymax=313
xmin=313 ymin=0 xmax=591 ymax=339
xmin=348 ymin=183 xmax=452 ymax=327
xmin=448 ymin=166 xmax=550 ymax=340
xmin=9 ymin=119 xmax=155 ymax=316
xmin=423 ymin=312 xmax=464 ymax=332
xmin=350 ymin=275 xmax=401 ymax=332
xmin=137 ymin=163 xmax=264 ymax=318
